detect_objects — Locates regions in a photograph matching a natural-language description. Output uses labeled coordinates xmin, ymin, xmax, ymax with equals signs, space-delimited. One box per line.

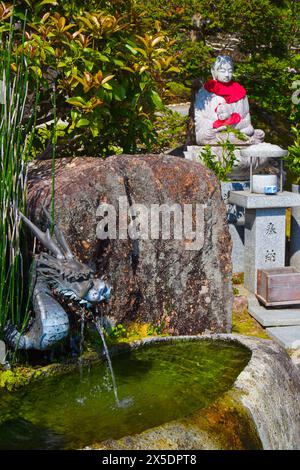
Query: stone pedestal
xmin=229 ymin=191 xmax=300 ymax=293
xmin=184 ymin=144 xmax=285 ymax=275
xmin=244 ymin=207 xmax=286 ymax=292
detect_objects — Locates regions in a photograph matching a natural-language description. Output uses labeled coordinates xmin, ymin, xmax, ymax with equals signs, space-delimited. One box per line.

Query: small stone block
xmin=248 ymin=295 xmax=300 ymax=327
xmin=266 ymin=326 xmax=300 ymax=349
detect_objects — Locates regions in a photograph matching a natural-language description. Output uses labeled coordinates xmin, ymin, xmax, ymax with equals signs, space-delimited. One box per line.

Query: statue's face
xmin=212 ymin=62 xmax=233 ymax=83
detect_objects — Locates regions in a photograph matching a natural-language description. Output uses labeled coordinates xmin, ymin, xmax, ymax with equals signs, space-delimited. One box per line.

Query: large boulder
xmin=27 ymin=154 xmax=232 ymax=335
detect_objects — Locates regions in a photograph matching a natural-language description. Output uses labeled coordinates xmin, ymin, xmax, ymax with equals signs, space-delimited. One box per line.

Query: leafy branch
xmin=199 ymin=127 xmax=245 ymax=181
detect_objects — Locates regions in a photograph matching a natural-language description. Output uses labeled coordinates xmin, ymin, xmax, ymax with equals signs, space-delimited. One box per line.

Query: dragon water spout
xmin=5 ymin=210 xmax=110 ymax=350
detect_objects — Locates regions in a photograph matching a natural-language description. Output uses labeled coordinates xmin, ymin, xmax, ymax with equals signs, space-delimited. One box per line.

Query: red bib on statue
xmin=204 ymin=79 xmax=247 ymax=104
xmin=204 ymin=79 xmax=246 ymax=128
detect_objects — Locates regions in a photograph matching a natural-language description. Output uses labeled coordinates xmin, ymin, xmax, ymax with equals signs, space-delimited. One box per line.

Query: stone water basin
xmin=0 ymin=334 xmax=299 ymax=450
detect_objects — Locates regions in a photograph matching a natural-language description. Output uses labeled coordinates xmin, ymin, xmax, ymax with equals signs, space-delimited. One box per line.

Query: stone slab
xmin=240 ymin=143 xmax=288 ymax=159
xmin=248 ymin=295 xmax=300 ymax=327
xmin=266 ymin=326 xmax=300 ymax=350
xmin=229 ymin=190 xmax=300 ymax=209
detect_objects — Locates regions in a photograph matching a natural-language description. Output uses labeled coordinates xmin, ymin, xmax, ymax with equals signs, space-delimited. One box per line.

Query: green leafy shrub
xmin=199 ymin=128 xmax=246 ymax=181
xmin=109 ymin=324 xmax=127 ymax=339
xmin=235 ymin=56 xmax=299 ymax=131
xmin=152 ymin=109 xmax=188 ymax=152
xmin=285 ymin=126 xmax=300 ymax=184
xmin=0 ymin=1 xmax=179 ymax=157
xmin=165 ymin=81 xmax=190 ymax=103
xmin=147 ymin=320 xmax=166 ymax=336
xmin=176 ymin=41 xmax=212 ymax=87
xmin=136 ymin=0 xmax=300 ymax=144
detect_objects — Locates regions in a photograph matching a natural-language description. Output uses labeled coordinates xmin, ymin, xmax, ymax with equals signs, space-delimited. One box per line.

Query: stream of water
xmin=94 ymin=317 xmax=120 ymax=406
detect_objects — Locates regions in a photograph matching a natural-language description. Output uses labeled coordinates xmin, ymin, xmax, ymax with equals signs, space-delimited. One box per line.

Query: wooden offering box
xmin=257 ymin=267 xmax=300 ymax=307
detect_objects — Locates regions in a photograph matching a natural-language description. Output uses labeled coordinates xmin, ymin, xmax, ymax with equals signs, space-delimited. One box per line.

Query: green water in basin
xmin=0 ymin=339 xmax=251 ymax=449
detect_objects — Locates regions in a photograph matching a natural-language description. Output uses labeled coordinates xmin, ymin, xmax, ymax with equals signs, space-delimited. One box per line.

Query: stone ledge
xmin=248 ymin=295 xmax=300 ymax=327
xmin=229 ymin=190 xmax=300 ymax=209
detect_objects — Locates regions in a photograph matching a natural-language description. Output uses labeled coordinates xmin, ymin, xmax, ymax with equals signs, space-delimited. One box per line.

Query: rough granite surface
xmin=27 ymin=154 xmax=232 ymax=335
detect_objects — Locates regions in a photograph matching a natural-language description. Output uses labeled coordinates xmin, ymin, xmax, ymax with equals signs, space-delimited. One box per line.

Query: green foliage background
xmin=139 ymin=0 xmax=300 ymax=138
xmin=1 ymin=0 xmax=299 ymax=157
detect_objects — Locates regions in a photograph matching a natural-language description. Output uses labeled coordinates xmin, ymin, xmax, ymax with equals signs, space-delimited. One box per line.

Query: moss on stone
xmin=0 ymin=367 xmax=37 ymax=391
xmin=0 ymin=351 xmax=100 ymax=392
xmin=105 ymin=322 xmax=169 ymax=346
xmin=0 ymin=321 xmax=170 ymax=393
xmin=186 ymin=390 xmax=263 ymax=450
xmin=232 ymin=308 xmax=269 ymax=340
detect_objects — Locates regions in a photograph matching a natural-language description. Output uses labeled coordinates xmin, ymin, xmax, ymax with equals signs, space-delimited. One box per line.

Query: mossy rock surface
xmin=0 ymin=352 xmax=99 ymax=392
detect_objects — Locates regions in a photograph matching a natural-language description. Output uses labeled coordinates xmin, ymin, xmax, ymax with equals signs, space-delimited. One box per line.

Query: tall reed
xmin=0 ymin=18 xmax=37 ymax=338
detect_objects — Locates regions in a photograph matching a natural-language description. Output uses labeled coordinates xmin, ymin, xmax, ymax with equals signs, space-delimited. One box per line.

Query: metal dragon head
xmin=20 ymin=209 xmax=110 ymax=308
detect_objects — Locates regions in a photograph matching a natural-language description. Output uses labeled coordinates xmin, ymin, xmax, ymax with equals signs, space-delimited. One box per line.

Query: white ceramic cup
xmin=252 ymin=175 xmax=277 ymax=194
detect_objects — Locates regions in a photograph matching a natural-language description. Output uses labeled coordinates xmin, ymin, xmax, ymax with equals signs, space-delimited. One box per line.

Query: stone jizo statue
xmin=195 ymin=56 xmax=265 ymax=145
